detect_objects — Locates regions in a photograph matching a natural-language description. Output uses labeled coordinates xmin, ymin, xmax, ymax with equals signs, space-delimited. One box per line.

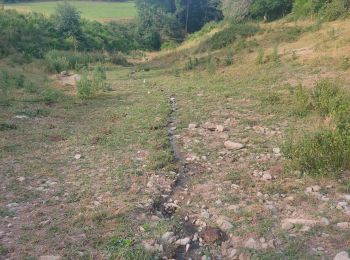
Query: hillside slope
xmin=1 ymin=17 xmax=350 ymax=259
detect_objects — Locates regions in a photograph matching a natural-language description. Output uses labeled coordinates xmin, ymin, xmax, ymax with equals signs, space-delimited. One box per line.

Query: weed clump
xmin=256 ymin=48 xmax=265 ymax=65
xmin=208 ymin=23 xmax=259 ymax=50
xmin=285 ymin=80 xmax=350 ymax=176
xmin=77 ymin=65 xmax=108 ymax=99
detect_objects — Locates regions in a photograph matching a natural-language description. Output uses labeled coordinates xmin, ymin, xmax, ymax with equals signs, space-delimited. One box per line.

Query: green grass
xmin=4 ymin=1 xmax=136 ymax=22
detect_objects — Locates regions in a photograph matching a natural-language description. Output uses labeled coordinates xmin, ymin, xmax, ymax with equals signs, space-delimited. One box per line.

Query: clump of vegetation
xmin=0 ymin=123 xmax=17 ymax=131
xmin=340 ymin=56 xmax=350 ymax=71
xmin=106 ymin=236 xmax=158 ymax=260
xmin=224 ymin=48 xmax=234 ymax=66
xmin=293 ymin=0 xmax=349 ymax=21
xmin=184 ymin=57 xmax=199 ymax=70
xmin=256 ymin=48 xmax=265 ymax=64
xmin=77 ymin=65 xmax=108 ymax=99
xmin=208 ymin=23 xmax=259 ymax=50
xmin=285 ymin=80 xmax=350 ymax=176
xmin=291 ymin=85 xmax=312 ymax=116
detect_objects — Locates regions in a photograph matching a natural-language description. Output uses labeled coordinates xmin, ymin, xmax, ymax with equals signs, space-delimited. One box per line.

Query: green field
xmin=4 ymin=1 xmax=136 ymax=22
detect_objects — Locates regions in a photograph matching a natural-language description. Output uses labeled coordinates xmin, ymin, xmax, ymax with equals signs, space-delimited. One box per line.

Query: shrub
xmin=77 ymin=66 xmax=108 ymax=99
xmin=77 ymin=71 xmax=95 ymax=99
xmin=224 ymin=49 xmax=234 ymax=66
xmin=320 ymin=0 xmax=349 ymax=21
xmin=208 ymin=23 xmax=259 ymax=50
xmin=45 ymin=50 xmax=94 ymax=73
xmin=285 ymin=80 xmax=350 ymax=176
xmin=271 ymin=45 xmax=280 ymax=63
xmin=312 ymin=80 xmax=348 ymax=117
xmin=184 ymin=57 xmax=199 ymax=70
xmin=109 ymin=52 xmax=129 ymax=66
xmin=340 ymin=56 xmax=350 ymax=71
xmin=256 ymin=48 xmax=265 ymax=64
xmin=41 ymin=88 xmax=65 ymax=103
xmin=283 ymin=129 xmax=350 ymax=176
xmin=292 ymin=85 xmax=312 ymax=116
xmin=45 ymin=52 xmax=70 ymax=73
xmin=0 ymin=69 xmax=13 ymax=105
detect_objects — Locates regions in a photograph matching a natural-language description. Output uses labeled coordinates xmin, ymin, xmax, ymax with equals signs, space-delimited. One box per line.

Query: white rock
xmin=245 ymin=238 xmax=258 ymax=249
xmin=188 ymin=123 xmax=197 ymax=130
xmin=262 ymin=172 xmax=272 ymax=181
xmin=74 ymin=154 xmax=82 ymax=160
xmin=39 ymin=256 xmax=62 ymax=260
xmin=216 ymin=216 xmax=233 ymax=231
xmin=273 ymin=148 xmax=281 ymax=154
xmin=161 ymin=232 xmax=176 ymax=243
xmin=224 ymin=141 xmax=244 ymax=150
xmin=14 ymin=115 xmax=29 ymax=119
xmin=176 ymin=237 xmax=190 ymax=245
xmin=17 ymin=177 xmax=25 ymax=182
xmin=186 ymin=243 xmax=190 ymax=252
xmin=337 ymin=222 xmax=350 ymax=229
xmin=216 ymin=125 xmax=225 ymax=132
xmin=334 ymin=251 xmax=350 ymax=260
xmin=305 ymin=185 xmax=321 ymax=193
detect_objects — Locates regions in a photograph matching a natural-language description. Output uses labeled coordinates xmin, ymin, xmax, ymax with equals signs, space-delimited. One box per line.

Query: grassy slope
xmin=1 ymin=18 xmax=350 ymax=259
xmin=4 ymin=1 xmax=136 ymax=22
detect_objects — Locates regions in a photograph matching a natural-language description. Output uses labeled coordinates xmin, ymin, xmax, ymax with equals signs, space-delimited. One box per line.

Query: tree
xmin=54 ymin=2 xmax=83 ymax=42
xmin=222 ymin=0 xmax=252 ymax=21
xmin=249 ymin=0 xmax=293 ymax=21
xmin=135 ymin=0 xmax=223 ymax=47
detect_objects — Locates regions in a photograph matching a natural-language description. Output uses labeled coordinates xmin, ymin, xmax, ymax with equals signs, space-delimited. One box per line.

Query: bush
xmin=256 ymin=48 xmax=265 ymax=64
xmin=283 ymin=129 xmax=350 ymax=176
xmin=41 ymin=88 xmax=65 ymax=103
xmin=208 ymin=23 xmax=259 ymax=50
xmin=77 ymin=66 xmax=108 ymax=99
xmin=285 ymin=80 xmax=350 ymax=176
xmin=45 ymin=50 xmax=94 ymax=73
xmin=109 ymin=52 xmax=129 ymax=66
xmin=77 ymin=71 xmax=95 ymax=99
xmin=320 ymin=0 xmax=349 ymax=21
xmin=292 ymin=0 xmax=349 ymax=21
xmin=292 ymin=85 xmax=312 ymax=116
xmin=184 ymin=57 xmax=199 ymax=70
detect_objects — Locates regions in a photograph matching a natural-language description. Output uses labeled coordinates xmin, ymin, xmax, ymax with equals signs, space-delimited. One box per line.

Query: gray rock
xmin=39 ymin=256 xmax=62 ymax=260
xmin=224 ymin=141 xmax=244 ymax=150
xmin=176 ymin=237 xmax=190 ymax=245
xmin=334 ymin=251 xmax=350 ymax=260
xmin=337 ymin=222 xmax=350 ymax=229
xmin=245 ymin=238 xmax=258 ymax=249
xmin=161 ymin=232 xmax=176 ymax=244
xmin=216 ymin=216 xmax=233 ymax=231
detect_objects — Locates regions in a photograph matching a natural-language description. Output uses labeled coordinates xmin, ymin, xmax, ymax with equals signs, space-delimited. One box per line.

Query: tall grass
xmin=284 ymin=80 xmax=350 ymax=177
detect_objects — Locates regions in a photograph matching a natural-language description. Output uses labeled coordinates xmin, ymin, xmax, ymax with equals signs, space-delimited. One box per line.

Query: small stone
xmin=201 ymin=210 xmax=210 ymax=219
xmin=273 ymin=147 xmax=281 ymax=154
xmin=188 ymin=123 xmax=197 ymax=130
xmin=334 ymin=251 xmax=350 ymax=260
xmin=39 ymin=256 xmax=62 ymax=260
xmin=305 ymin=185 xmax=321 ymax=193
xmin=281 ymin=222 xmax=294 ymax=230
xmin=161 ymin=232 xmax=176 ymax=244
xmin=199 ymin=227 xmax=224 ymax=244
xmin=176 ymin=237 xmax=190 ymax=245
xmin=337 ymin=222 xmax=350 ymax=229
xmin=262 ymin=172 xmax=272 ymax=181
xmin=74 ymin=154 xmax=82 ymax=160
xmin=224 ymin=141 xmax=244 ymax=150
xmin=216 ymin=125 xmax=225 ymax=132
xmin=245 ymin=238 xmax=258 ymax=249
xmin=17 ymin=177 xmax=25 ymax=182
xmin=203 ymin=122 xmax=217 ymax=131
xmin=216 ymin=216 xmax=233 ymax=231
